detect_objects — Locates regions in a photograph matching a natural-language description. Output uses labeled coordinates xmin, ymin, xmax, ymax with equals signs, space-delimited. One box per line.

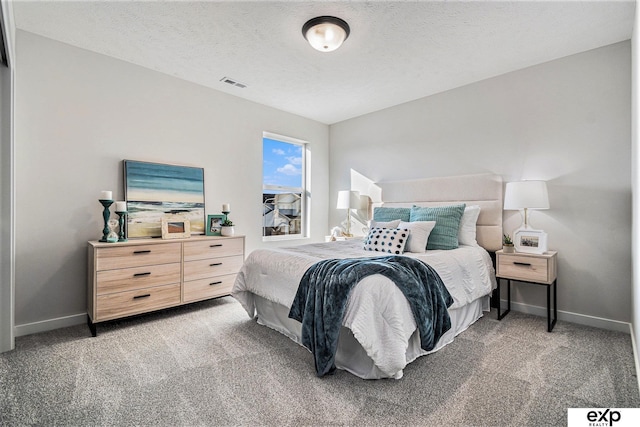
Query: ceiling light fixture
xmin=302 ymin=16 xmax=350 ymax=52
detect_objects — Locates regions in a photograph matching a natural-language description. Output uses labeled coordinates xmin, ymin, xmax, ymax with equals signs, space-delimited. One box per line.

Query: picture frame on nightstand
xmin=513 ymin=229 xmax=548 ymax=254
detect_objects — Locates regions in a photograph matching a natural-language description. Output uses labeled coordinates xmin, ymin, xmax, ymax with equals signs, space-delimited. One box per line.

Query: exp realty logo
xmin=568 ymin=408 xmax=640 ymax=427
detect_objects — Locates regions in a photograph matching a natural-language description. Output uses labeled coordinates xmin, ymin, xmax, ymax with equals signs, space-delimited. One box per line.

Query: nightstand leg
xmin=497 ymin=278 xmax=511 ymax=320
xmin=547 ymin=280 xmax=557 ymax=332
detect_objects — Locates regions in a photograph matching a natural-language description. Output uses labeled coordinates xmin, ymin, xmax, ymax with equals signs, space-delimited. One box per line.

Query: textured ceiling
xmin=12 ymin=0 xmax=636 ymax=124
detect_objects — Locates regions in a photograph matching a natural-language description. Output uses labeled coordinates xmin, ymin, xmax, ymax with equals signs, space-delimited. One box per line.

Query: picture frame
xmin=206 ymin=214 xmax=225 ymax=236
xmin=161 ymin=216 xmax=191 ymax=239
xmin=514 ymin=229 xmax=548 ymax=254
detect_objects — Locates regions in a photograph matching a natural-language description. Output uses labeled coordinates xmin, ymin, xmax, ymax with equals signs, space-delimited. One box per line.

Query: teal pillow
xmin=373 ymin=207 xmax=411 ymax=222
xmin=410 ymin=204 xmax=466 ymax=250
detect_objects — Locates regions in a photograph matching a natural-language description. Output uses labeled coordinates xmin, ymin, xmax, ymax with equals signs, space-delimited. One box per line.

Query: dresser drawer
xmin=497 ymin=254 xmax=551 ymax=283
xmin=183 ymin=255 xmax=244 ymax=282
xmin=183 ymin=238 xmax=244 ymax=262
xmin=96 ymin=243 xmax=181 ymax=271
xmin=96 ymin=263 xmax=181 ymax=296
xmin=184 ymin=274 xmax=236 ymax=303
xmin=95 ymin=283 xmax=181 ymax=321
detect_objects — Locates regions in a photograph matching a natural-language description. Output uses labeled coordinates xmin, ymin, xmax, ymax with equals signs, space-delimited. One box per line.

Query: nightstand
xmin=495 ymin=250 xmax=558 ymax=332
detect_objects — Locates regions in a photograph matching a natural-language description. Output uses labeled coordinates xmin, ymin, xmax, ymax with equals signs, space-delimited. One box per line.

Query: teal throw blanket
xmin=288 ymin=256 xmax=454 ymax=377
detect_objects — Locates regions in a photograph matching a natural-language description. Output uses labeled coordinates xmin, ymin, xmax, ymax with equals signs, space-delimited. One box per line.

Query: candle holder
xmin=222 ymin=210 xmax=230 ymax=223
xmin=116 ymin=211 xmax=128 ymax=242
xmin=99 ymin=199 xmax=114 ymax=242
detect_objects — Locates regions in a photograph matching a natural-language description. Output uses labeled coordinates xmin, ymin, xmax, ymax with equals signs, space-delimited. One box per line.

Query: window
xmin=262 ymin=132 xmax=308 ymax=240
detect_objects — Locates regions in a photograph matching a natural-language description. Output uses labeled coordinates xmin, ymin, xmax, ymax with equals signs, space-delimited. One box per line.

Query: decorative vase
xmin=503 ymin=244 xmax=515 ymax=253
xmin=221 ymin=226 xmax=235 ymax=237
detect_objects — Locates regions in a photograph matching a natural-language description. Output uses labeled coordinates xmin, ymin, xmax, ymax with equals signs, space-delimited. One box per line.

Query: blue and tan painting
xmin=124 ymin=160 xmax=205 ymax=238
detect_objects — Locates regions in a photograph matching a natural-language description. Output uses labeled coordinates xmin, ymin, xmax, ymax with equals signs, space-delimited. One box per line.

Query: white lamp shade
xmin=337 ymin=190 xmax=361 ymax=209
xmin=504 ymin=181 xmax=549 ymax=210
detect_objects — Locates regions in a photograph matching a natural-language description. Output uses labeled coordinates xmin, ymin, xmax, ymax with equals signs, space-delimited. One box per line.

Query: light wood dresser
xmin=87 ymin=235 xmax=245 ymax=336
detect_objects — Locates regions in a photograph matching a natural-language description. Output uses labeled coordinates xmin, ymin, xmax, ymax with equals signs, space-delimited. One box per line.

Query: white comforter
xmin=232 ymin=240 xmax=496 ymax=377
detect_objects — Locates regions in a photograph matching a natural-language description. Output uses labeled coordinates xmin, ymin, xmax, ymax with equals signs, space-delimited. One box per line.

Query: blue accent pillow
xmin=410 ymin=204 xmax=466 ymax=250
xmin=373 ymin=207 xmax=411 ymax=222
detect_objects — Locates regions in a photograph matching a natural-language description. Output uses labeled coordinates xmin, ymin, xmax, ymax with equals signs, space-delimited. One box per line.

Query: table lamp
xmin=337 ymin=190 xmax=360 ymax=237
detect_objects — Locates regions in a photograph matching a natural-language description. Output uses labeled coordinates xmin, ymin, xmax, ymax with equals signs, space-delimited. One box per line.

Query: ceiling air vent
xmin=220 ymin=77 xmax=247 ymax=89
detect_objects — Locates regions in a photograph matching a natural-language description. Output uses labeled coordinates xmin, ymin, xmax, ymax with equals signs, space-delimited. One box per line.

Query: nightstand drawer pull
xmin=210 ymin=262 xmax=223 ymax=267
xmin=513 ymin=262 xmax=531 ymax=266
xmin=133 ymin=250 xmax=151 ymax=255
xmin=210 ymin=244 xmax=223 ymax=248
xmin=133 ymin=272 xmax=151 ymax=277
xmin=133 ymin=294 xmax=151 ymax=299
xmin=209 ymin=281 xmax=223 ymax=286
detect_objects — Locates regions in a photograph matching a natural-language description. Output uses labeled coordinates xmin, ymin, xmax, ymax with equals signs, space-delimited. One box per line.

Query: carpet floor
xmin=1 ymin=296 xmax=638 ymax=426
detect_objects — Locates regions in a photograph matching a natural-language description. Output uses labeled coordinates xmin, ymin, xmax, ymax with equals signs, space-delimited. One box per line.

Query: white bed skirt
xmin=252 ymin=294 xmax=490 ymax=379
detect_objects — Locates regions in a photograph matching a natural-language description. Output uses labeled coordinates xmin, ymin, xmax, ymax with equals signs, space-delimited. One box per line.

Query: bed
xmin=232 ymin=173 xmax=503 ymax=379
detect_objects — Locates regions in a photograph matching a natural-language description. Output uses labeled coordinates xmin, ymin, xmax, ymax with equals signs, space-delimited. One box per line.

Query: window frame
xmin=262 ymin=131 xmax=309 ymax=242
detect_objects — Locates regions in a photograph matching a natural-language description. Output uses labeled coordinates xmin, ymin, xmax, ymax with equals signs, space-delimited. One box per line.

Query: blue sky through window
xmin=263 ymin=138 xmax=303 ymax=188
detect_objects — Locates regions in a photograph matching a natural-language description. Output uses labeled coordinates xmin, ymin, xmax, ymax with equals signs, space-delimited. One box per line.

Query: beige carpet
xmin=1 ymin=296 xmax=638 ymax=426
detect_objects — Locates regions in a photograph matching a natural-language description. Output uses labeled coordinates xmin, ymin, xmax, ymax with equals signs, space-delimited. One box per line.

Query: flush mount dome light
xmin=302 ymin=16 xmax=350 ymax=52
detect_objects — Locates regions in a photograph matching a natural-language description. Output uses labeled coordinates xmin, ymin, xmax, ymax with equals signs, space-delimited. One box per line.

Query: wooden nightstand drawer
xmin=183 ymin=255 xmax=244 ymax=282
xmin=183 ymin=274 xmax=236 ymax=303
xmin=497 ymin=251 xmax=557 ymax=284
xmin=96 ymin=243 xmax=182 ymax=271
xmin=95 ymin=283 xmax=181 ymax=321
xmin=96 ymin=262 xmax=181 ymax=295
xmin=183 ymin=238 xmax=244 ymax=262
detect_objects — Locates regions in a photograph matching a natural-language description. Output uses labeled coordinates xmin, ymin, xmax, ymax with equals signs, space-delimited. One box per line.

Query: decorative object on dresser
xmin=495 ymin=249 xmax=557 ymax=332
xmin=504 ymin=180 xmax=550 ymax=254
xmin=221 ymin=219 xmax=235 ymax=236
xmin=336 ymin=190 xmax=360 ymax=237
xmin=114 ymin=201 xmax=128 ymax=242
xmin=98 ymin=190 xmax=114 ymax=243
xmin=206 ymin=214 xmax=225 ymax=236
xmin=87 ymin=235 xmax=245 ymax=336
xmin=161 ymin=216 xmax=191 ymax=239
xmin=123 ymin=160 xmax=205 ymax=238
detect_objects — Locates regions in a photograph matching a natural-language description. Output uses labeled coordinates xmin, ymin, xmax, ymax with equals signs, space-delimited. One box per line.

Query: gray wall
xmin=14 ymin=31 xmax=329 ymax=328
xmin=0 ymin=1 xmax=15 ymax=352
xmin=330 ymin=41 xmax=632 ymax=323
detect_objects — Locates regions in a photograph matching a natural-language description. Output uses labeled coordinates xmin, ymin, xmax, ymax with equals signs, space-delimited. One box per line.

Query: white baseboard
xmin=500 ymin=299 xmax=631 ymax=333
xmin=14 ymin=313 xmax=86 ymax=337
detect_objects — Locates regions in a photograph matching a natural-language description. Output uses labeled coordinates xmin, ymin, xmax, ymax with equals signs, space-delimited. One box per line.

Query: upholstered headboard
xmin=376 ymin=173 xmax=503 ymax=252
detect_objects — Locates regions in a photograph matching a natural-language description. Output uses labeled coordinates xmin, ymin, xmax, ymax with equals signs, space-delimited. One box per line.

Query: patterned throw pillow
xmin=363 ymin=227 xmax=410 ymax=255
xmin=410 ymin=204 xmax=466 ymax=250
xmin=372 ymin=207 xmax=411 ymax=222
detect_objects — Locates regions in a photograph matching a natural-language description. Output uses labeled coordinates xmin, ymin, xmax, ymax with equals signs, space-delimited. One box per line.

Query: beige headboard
xmin=377 ymin=173 xmax=503 ymax=252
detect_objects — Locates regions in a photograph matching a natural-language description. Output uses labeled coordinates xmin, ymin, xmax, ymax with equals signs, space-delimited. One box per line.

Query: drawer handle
xmin=133 ymin=250 xmax=151 ymax=255
xmin=133 ymin=272 xmax=151 ymax=277
xmin=513 ymin=262 xmax=532 ymax=267
xmin=210 ymin=262 xmax=222 ymax=267
xmin=210 ymin=244 xmax=223 ymax=248
xmin=210 ymin=281 xmax=222 ymax=286
xmin=133 ymin=294 xmax=151 ymax=300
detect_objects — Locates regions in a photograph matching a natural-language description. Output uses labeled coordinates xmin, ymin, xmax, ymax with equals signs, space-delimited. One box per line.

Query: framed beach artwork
xmin=124 ymin=160 xmax=205 ymax=238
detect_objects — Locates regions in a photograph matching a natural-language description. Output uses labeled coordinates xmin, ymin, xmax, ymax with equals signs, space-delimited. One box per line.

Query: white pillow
xmin=458 ymin=205 xmax=481 ymax=246
xmin=368 ymin=219 xmax=401 ymax=229
xmin=398 ymin=221 xmax=436 ymax=253
xmin=363 ymin=227 xmax=410 ymax=255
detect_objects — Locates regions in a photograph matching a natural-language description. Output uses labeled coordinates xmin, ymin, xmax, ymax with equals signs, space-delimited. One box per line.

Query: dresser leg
xmin=87 ymin=315 xmax=97 ymax=337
